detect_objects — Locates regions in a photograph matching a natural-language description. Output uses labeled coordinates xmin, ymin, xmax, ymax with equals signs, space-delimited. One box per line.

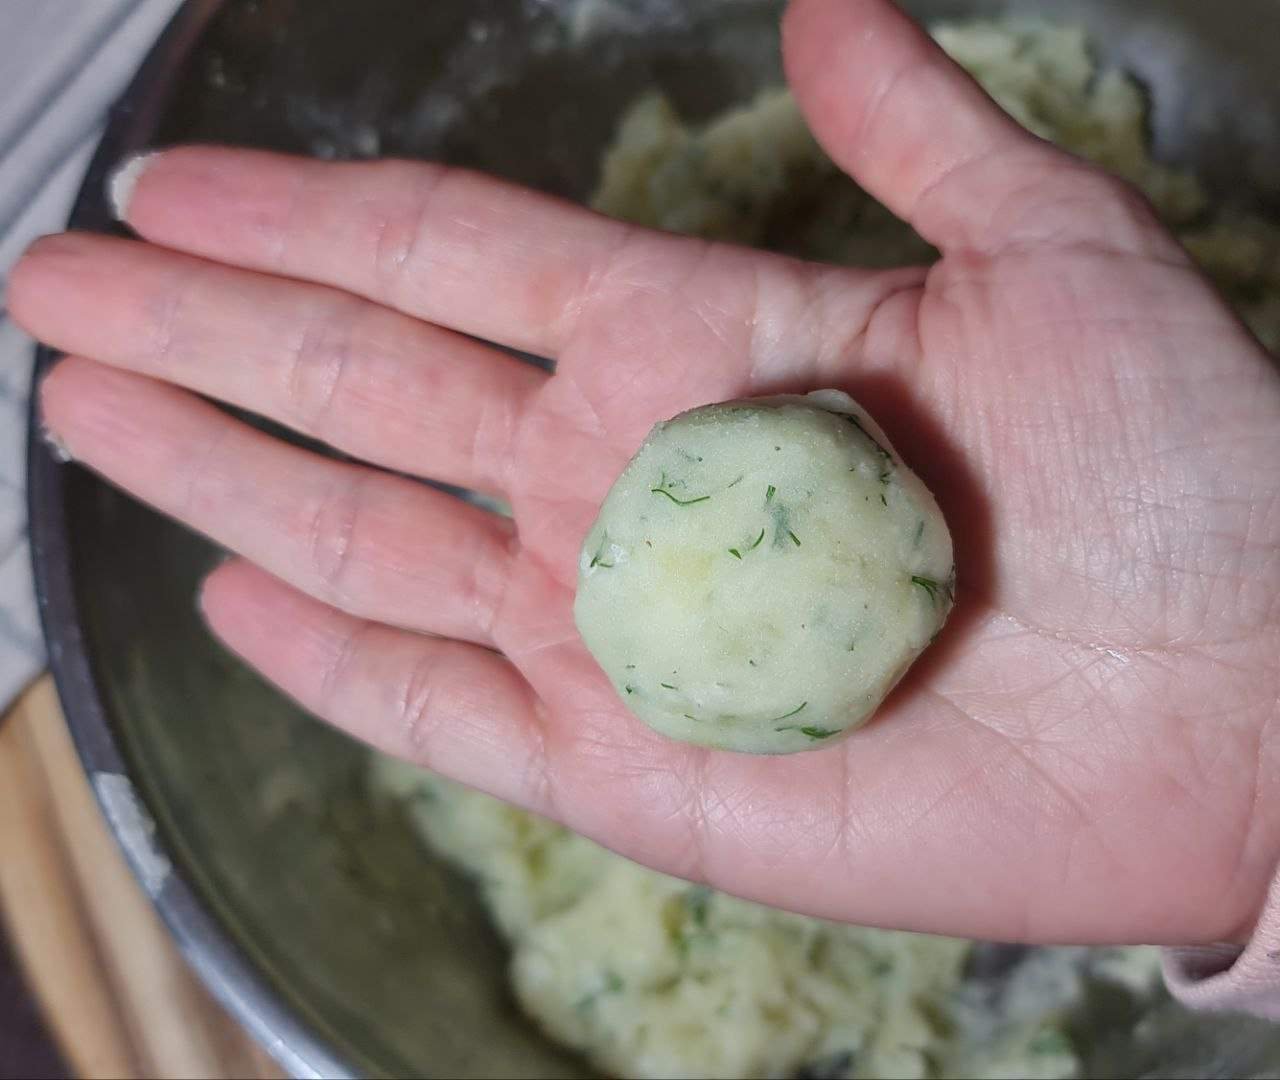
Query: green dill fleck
xmin=843 ymin=412 xmax=893 ymax=464
xmin=683 ymin=713 xmax=698 ymax=721
xmin=804 ymin=1051 xmax=855 ymax=1077
xmin=770 ymin=702 xmax=808 ymax=723
xmin=624 ymin=685 xmax=636 ymax=694
xmin=747 ymin=529 xmax=765 ymax=551
xmin=914 ymin=520 xmax=925 ymax=545
xmin=574 ymin=971 xmax=624 ymax=1012
xmin=798 ymin=726 xmax=840 ymax=739
xmin=406 ymin=782 xmax=440 ymax=806
xmin=727 ymin=474 xmax=744 ymax=488
xmin=652 ymin=486 xmax=711 ymax=506
xmin=916 ymin=573 xmax=957 ymax=606
xmin=660 ymin=682 xmax=677 ymax=690
xmin=625 ymin=664 xmax=636 ymax=670
xmin=685 ymin=886 xmax=711 ymax=927
xmin=747 ymin=659 xmax=758 ymax=667
xmin=1029 ymin=1030 xmax=1073 ymax=1057
xmin=880 ymin=493 xmax=888 ymax=507
xmin=588 ymin=532 xmax=615 ymax=569
xmin=912 ymin=575 xmax=944 ymax=605
xmin=728 ymin=548 xmax=742 ymax=560
xmin=765 ymin=485 xmax=776 ymax=502
xmin=918 ymin=999 xmax=957 ymax=1040
xmin=671 ymin=887 xmax=717 ymax=959
xmin=787 ymin=529 xmax=801 ymax=547
xmin=770 ymin=503 xmax=796 ymax=549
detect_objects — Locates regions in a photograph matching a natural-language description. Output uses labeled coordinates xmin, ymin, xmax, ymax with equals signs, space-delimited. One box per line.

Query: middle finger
xmin=11 ymin=232 xmax=545 ymax=496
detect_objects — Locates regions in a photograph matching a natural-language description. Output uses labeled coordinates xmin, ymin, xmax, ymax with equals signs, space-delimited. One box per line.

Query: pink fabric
xmin=1164 ymin=867 xmax=1280 ymax=1019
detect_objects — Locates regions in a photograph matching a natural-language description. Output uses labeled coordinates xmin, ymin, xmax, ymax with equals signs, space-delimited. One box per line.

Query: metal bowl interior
xmin=28 ymin=0 xmax=1280 ymax=1076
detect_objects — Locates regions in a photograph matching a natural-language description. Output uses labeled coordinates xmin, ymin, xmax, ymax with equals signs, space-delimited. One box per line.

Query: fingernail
xmin=107 ymin=150 xmax=162 ymax=221
xmin=22 ymin=232 xmax=80 ymax=259
xmin=39 ymin=424 xmax=74 ymax=464
xmin=37 ymin=363 xmax=76 ymax=463
xmin=196 ymin=552 xmax=237 ymax=614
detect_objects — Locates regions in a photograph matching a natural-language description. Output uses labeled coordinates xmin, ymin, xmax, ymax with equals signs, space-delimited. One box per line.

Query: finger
xmin=115 ymin=145 xmax=643 ymax=357
xmin=42 ymin=358 xmax=514 ymax=645
xmin=782 ymin=0 xmax=1177 ymax=256
xmin=200 ymin=558 xmax=548 ymax=799
xmin=11 ymin=232 xmax=543 ymax=495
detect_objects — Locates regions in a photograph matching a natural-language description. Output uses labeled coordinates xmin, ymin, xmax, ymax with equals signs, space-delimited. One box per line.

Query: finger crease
xmin=377 ymin=164 xmax=448 ymax=311
xmin=523 ymin=698 xmax=560 ymax=820
xmin=399 ymin=651 xmax=442 ymax=753
xmin=685 ymin=750 xmax=714 ymax=884
xmin=272 ymin=167 xmax=315 ymax=276
xmin=147 ymin=265 xmax=203 ymax=371
xmin=557 ymin=220 xmax=640 ymax=353
xmin=470 ymin=526 xmax=518 ymax=640
xmin=176 ymin=421 xmax=237 ymax=519
xmin=317 ymin=621 xmax=370 ymax=711
xmin=470 ymin=368 xmax=527 ymax=493
xmin=284 ymin=300 xmax=358 ymax=437
xmin=308 ymin=470 xmax=370 ymax=602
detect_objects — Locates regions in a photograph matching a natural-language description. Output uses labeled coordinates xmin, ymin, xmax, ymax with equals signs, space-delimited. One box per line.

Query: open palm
xmin=13 ymin=0 xmax=1280 ymax=947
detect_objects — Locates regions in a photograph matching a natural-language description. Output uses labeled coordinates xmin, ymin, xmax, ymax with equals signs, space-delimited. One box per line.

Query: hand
xmin=12 ymin=0 xmax=1280 ymax=947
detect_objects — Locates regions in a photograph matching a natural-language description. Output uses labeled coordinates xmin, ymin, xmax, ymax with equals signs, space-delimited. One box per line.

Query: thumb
xmin=782 ymin=0 xmax=1178 ymax=258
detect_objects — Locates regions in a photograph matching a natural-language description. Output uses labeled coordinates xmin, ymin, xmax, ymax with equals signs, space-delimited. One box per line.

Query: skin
xmin=10 ymin=0 xmax=1280 ymax=947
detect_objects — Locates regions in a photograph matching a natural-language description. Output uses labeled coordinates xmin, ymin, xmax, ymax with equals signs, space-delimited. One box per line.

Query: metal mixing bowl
xmin=27 ymin=1 xmax=1280 ymax=1076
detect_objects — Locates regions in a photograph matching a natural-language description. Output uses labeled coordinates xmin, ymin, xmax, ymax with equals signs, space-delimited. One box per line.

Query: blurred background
xmin=0 ymin=2 xmax=274 ymax=1075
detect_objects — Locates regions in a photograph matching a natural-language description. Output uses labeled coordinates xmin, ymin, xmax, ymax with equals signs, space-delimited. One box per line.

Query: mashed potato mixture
xmin=374 ymin=19 xmax=1278 ymax=1080
xmin=376 ymin=763 xmax=1159 ymax=1080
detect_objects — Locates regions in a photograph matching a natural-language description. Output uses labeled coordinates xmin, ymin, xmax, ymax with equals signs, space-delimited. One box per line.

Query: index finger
xmin=115 ymin=147 xmax=638 ymax=359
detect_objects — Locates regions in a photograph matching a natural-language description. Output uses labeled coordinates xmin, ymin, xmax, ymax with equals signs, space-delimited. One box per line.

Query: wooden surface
xmin=0 ymin=675 xmax=285 ymax=1080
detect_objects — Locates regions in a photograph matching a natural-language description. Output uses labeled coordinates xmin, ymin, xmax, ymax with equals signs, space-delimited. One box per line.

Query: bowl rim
xmin=25 ymin=2 xmax=356 ymax=1076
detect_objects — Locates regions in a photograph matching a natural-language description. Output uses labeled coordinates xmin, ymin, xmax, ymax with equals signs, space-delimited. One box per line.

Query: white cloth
xmin=0 ymin=0 xmax=182 ymax=712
